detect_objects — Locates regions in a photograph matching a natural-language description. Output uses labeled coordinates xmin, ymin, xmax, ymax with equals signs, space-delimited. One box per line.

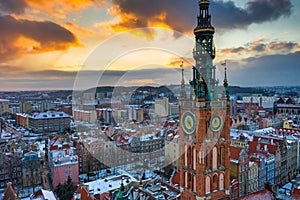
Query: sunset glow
xmin=0 ymin=0 xmax=299 ymax=90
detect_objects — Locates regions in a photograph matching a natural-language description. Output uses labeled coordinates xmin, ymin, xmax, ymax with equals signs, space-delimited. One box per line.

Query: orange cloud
xmin=24 ymin=0 xmax=104 ymax=18
xmin=0 ymin=15 xmax=80 ymax=62
xmin=220 ymin=47 xmax=247 ymax=55
xmin=166 ymin=57 xmax=194 ymax=68
xmin=219 ymin=39 xmax=299 ymax=57
xmin=65 ymin=22 xmax=94 ymax=38
xmin=0 ymin=0 xmax=105 ymax=19
xmin=107 ymin=5 xmax=174 ymax=39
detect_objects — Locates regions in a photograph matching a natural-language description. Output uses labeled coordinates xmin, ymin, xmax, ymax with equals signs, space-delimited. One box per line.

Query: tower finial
xmin=181 ymin=60 xmax=184 ymax=85
xmin=180 ymin=59 xmax=187 ymax=99
xmin=223 ymin=61 xmax=228 ymax=84
xmin=222 ymin=61 xmax=229 ymax=98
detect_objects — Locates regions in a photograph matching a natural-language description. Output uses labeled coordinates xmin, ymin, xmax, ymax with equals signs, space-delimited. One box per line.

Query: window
xmin=212 ymin=147 xmax=217 ymax=169
xmin=220 ymin=147 xmax=223 ymax=166
xmin=219 ymin=173 xmax=224 ymax=190
xmin=213 ymin=174 xmax=217 ymax=183
xmin=206 ymin=176 xmax=210 ymax=194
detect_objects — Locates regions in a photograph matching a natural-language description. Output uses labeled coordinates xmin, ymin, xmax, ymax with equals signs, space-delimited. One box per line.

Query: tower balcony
xmin=199 ymin=0 xmax=210 ymax=5
xmin=179 ymin=100 xmax=228 ymax=109
xmin=194 ymin=27 xmax=215 ymax=34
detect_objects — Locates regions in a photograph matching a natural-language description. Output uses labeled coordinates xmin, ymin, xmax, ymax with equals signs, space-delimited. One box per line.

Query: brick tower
xmin=179 ymin=0 xmax=231 ymax=199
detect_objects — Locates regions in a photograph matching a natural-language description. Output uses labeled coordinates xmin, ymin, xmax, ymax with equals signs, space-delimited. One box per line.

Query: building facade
xmin=165 ymin=134 xmax=180 ymax=170
xmin=179 ymin=0 xmax=230 ymax=199
xmin=16 ymin=113 xmax=29 ymax=128
xmin=22 ymin=151 xmax=42 ymax=190
xmin=20 ymin=101 xmax=32 ymax=114
xmin=230 ymin=146 xmax=249 ymax=197
xmin=0 ymin=152 xmax=23 ymax=193
xmin=0 ymin=99 xmax=10 ymax=116
xmin=48 ymin=137 xmax=79 ymax=188
xmin=28 ymin=111 xmax=70 ymax=133
xmin=248 ymin=161 xmax=258 ymax=194
xmin=155 ymin=97 xmax=169 ymax=117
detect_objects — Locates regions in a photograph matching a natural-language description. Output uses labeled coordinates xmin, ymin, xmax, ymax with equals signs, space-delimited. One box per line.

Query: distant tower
xmin=180 ymin=61 xmax=187 ymax=99
xmin=179 ymin=0 xmax=231 ymax=199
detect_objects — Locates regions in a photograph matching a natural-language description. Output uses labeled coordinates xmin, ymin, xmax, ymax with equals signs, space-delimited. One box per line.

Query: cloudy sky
xmin=0 ymin=0 xmax=299 ymax=91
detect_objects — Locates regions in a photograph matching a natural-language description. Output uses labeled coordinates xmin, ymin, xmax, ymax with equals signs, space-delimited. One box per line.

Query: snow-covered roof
xmin=29 ymin=111 xmax=69 ymax=119
xmin=84 ymin=173 xmax=137 ymax=196
xmin=31 ymin=189 xmax=56 ymax=200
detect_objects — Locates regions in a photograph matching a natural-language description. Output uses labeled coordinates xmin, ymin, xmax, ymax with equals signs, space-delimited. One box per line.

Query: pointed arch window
xmin=220 ymin=146 xmax=223 ymax=166
xmin=199 ymin=151 xmax=204 ymax=164
xmin=194 ymin=176 xmax=197 ymax=192
xmin=205 ymin=176 xmax=210 ymax=194
xmin=185 ymin=171 xmax=188 ymax=188
xmin=213 ymin=174 xmax=217 ymax=183
xmin=212 ymin=147 xmax=217 ymax=170
xmin=205 ymin=150 xmax=209 ymax=169
xmin=184 ymin=144 xmax=188 ymax=166
xmin=219 ymin=173 xmax=224 ymax=190
xmin=193 ymin=147 xmax=197 ymax=170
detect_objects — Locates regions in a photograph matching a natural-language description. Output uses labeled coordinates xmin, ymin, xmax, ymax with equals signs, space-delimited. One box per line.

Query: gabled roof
xmin=73 ymin=187 xmax=94 ymax=200
xmin=286 ymin=97 xmax=295 ymax=104
xmin=3 ymin=182 xmax=18 ymax=200
xmin=230 ymin=146 xmax=244 ymax=161
xmin=277 ymin=97 xmax=285 ymax=104
xmin=248 ymin=141 xmax=277 ymax=155
xmin=31 ymin=189 xmax=57 ymax=200
xmin=239 ymin=184 xmax=275 ymax=200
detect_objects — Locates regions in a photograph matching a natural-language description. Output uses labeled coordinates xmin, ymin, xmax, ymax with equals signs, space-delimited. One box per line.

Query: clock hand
xmin=187 ymin=119 xmax=191 ymax=127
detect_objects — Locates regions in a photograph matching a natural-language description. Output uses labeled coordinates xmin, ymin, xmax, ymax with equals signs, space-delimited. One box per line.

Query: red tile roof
xmin=290 ymin=188 xmax=300 ymax=199
xmin=115 ymin=133 xmax=131 ymax=145
xmin=238 ymin=186 xmax=275 ymax=200
xmin=171 ymin=171 xmax=180 ymax=185
xmin=253 ymin=135 xmax=283 ymax=146
xmin=230 ymin=146 xmax=243 ymax=161
xmin=250 ymin=157 xmax=261 ymax=165
xmin=73 ymin=187 xmax=94 ymax=200
xmin=248 ymin=141 xmax=276 ymax=155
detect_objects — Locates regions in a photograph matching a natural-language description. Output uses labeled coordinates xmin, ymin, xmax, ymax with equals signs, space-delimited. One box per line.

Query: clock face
xmin=181 ymin=111 xmax=196 ymax=135
xmin=210 ymin=115 xmax=223 ymax=132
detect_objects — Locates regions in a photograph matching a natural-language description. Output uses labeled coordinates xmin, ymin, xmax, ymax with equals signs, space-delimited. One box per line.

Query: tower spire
xmin=179 ymin=1 xmax=231 ymax=199
xmin=181 ymin=61 xmax=185 ymax=85
xmin=191 ymin=0 xmax=217 ymax=101
xmin=222 ymin=61 xmax=230 ymax=99
xmin=180 ymin=60 xmax=187 ymax=99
